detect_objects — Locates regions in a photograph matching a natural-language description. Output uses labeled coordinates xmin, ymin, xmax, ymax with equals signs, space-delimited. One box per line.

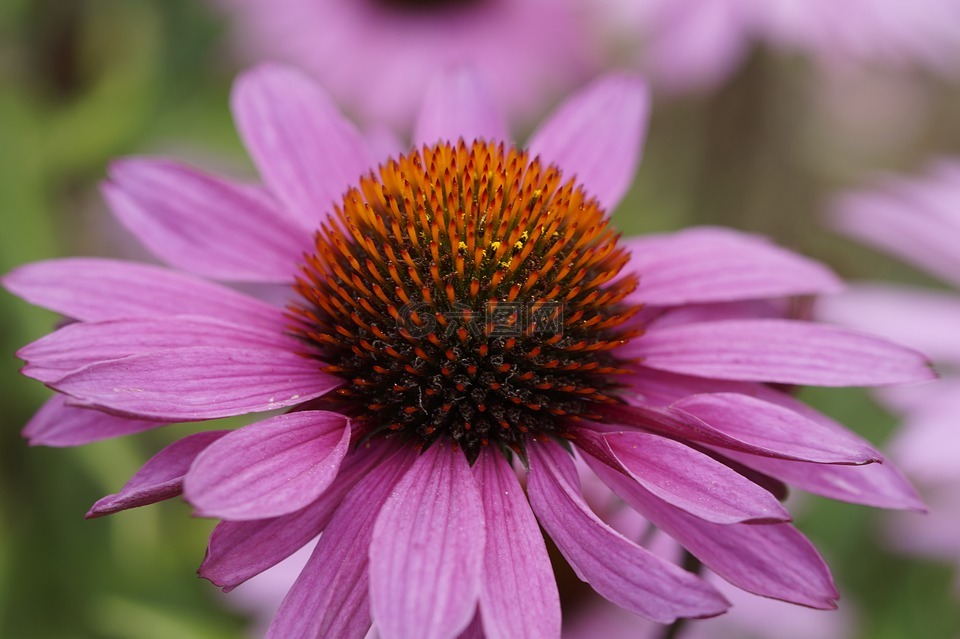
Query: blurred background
xmin=1 ymin=1 xmax=959 ymax=637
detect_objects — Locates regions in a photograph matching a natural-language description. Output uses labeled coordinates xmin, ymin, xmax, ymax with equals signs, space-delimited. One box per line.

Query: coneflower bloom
xmin=820 ymin=160 xmax=960 ymax=566
xmin=4 ymin=65 xmax=934 ymax=637
xmin=213 ymin=0 xmax=596 ymax=131
xmin=595 ymin=0 xmax=960 ymax=94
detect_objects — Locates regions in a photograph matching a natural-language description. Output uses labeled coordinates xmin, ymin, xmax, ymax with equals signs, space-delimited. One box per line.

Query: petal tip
xmin=84 ymin=497 xmax=116 ymax=520
xmin=0 ymin=265 xmax=26 ymax=295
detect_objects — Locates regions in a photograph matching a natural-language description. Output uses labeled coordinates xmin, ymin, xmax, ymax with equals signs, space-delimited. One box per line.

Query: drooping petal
xmin=526 ymin=441 xmax=728 ymax=623
xmin=200 ymin=441 xmax=393 ymax=590
xmin=19 ymin=315 xmax=295 ymax=384
xmin=672 ymin=393 xmax=881 ymax=465
xmin=721 ymin=448 xmax=925 ymax=511
xmin=527 ymin=74 xmax=649 ymax=211
xmin=474 ymin=448 xmax=560 ymax=639
xmin=597 ymin=401 xmax=875 ymax=465
xmin=622 ymin=367 xmax=925 ymax=508
xmin=370 ymin=445 xmax=486 ymax=639
xmin=586 ymin=429 xmax=790 ymax=524
xmin=414 ymin=68 xmax=509 ymax=147
xmin=51 ymin=346 xmax=340 ymax=421
xmin=86 ymin=430 xmax=228 ymax=518
xmin=23 ymin=394 xmax=160 ymax=447
xmin=231 ymin=64 xmax=373 ymax=226
xmin=587 ymin=456 xmax=839 ymax=609
xmin=1 ymin=258 xmax=284 ymax=329
xmin=103 ymin=158 xmax=311 ymax=281
xmin=267 ymin=447 xmax=416 ymax=639
xmin=185 ymin=411 xmax=350 ymax=520
xmin=622 ymin=227 xmax=843 ymax=306
xmin=629 ymin=319 xmax=934 ymax=386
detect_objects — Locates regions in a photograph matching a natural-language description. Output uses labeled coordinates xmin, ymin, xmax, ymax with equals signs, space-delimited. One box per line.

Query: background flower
xmin=593 ymin=0 xmax=960 ymax=95
xmin=819 ymin=160 xmax=960 ymax=574
xmin=212 ymin=0 xmax=597 ymax=132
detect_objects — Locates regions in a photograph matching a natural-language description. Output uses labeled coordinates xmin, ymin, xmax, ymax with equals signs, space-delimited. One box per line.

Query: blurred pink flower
xmin=4 ymin=65 xmax=934 ymax=637
xmin=566 ymin=575 xmax=856 ymax=639
xmin=820 ymin=159 xmax=960 ymax=563
xmin=590 ymin=0 xmax=753 ymax=94
xmin=214 ymin=0 xmax=597 ymax=131
xmin=595 ymin=0 xmax=960 ymax=93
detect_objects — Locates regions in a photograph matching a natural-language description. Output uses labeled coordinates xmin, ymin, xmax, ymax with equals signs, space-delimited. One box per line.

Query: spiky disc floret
xmin=289 ymin=140 xmax=642 ymax=457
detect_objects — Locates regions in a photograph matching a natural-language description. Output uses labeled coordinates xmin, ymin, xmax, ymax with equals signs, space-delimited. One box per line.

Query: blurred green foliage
xmin=0 ymin=1 xmax=958 ymax=638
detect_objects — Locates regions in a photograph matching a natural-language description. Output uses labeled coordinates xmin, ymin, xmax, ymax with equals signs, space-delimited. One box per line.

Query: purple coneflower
xmin=4 ymin=66 xmax=934 ymax=637
xmin=820 ymin=160 xmax=960 ymax=566
xmin=595 ymin=0 xmax=960 ymax=94
xmin=213 ymin=0 xmax=596 ymax=131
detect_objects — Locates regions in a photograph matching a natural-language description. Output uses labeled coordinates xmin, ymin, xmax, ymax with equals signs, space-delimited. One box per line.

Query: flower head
xmin=820 ymin=160 xmax=960 ymax=564
xmin=3 ymin=66 xmax=935 ymax=637
xmin=290 ymin=139 xmax=641 ymax=457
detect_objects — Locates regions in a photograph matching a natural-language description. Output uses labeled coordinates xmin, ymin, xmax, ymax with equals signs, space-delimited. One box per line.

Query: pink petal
xmin=832 ymin=182 xmax=960 ymax=288
xmin=587 ymin=456 xmax=839 ymax=609
xmin=691 ymin=574 xmax=859 ymax=639
xmin=886 ymin=488 xmax=960 ymax=558
xmin=622 ymin=368 xmax=926 ymax=509
xmin=889 ymin=395 xmax=960 ymax=483
xmin=642 ymin=299 xmax=791 ymax=331
xmin=722 ymin=449 xmax=925 ymax=511
xmin=526 ymin=441 xmax=728 ymax=623
xmin=630 ymin=319 xmax=935 ymax=386
xmin=1 ymin=258 xmax=284 ymax=329
xmin=200 ymin=441 xmax=393 ymax=590
xmin=50 ymin=346 xmax=339 ymax=421
xmin=622 ymin=227 xmax=842 ymax=306
xmin=23 ymin=394 xmax=160 ymax=447
xmin=642 ymin=0 xmax=750 ymax=94
xmin=364 ymin=123 xmax=406 ymax=162
xmin=19 ymin=315 xmax=294 ymax=384
xmin=621 ymin=363 xmax=760 ymax=406
xmin=370 ymin=445 xmax=486 ymax=639
xmin=267 ymin=447 xmax=416 ymax=639
xmin=104 ymin=158 xmax=310 ymax=282
xmin=456 ymin=612 xmax=485 ymax=639
xmin=474 ymin=448 xmax=560 ymax=639
xmin=185 ymin=411 xmax=350 ymax=520
xmin=526 ymin=74 xmax=649 ymax=211
xmin=231 ymin=64 xmax=373 ymax=226
xmin=413 ymin=68 xmax=509 ymax=147
xmin=86 ymin=430 xmax=228 ymax=518
xmin=672 ymin=393 xmax=881 ymax=465
xmin=597 ymin=401 xmax=872 ymax=464
xmin=817 ymin=283 xmax=960 ymax=362
xmin=591 ymin=429 xmax=790 ymax=524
